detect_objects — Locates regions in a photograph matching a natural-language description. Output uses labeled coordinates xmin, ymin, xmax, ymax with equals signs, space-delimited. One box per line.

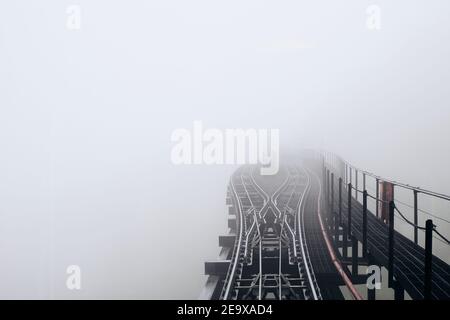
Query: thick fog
xmin=0 ymin=1 xmax=449 ymax=299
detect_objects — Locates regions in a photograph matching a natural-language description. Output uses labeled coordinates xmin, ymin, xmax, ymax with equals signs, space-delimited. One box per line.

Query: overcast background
xmin=0 ymin=1 xmax=449 ymax=299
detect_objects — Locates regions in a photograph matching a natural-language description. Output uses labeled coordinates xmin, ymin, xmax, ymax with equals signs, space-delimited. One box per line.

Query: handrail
xmin=323 ymin=150 xmax=450 ymax=202
xmin=324 ymin=153 xmax=450 ymax=247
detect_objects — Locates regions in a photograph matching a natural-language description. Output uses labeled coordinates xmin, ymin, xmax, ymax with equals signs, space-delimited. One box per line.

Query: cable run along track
xmin=220 ymin=165 xmax=322 ymax=300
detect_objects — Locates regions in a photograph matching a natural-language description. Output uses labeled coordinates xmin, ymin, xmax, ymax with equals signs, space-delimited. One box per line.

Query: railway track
xmin=202 ymin=154 xmax=450 ymax=301
xmin=220 ymin=165 xmax=322 ymax=300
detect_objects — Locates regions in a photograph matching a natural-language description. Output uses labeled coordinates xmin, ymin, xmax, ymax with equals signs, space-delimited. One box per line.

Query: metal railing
xmin=319 ymin=150 xmax=450 ymax=300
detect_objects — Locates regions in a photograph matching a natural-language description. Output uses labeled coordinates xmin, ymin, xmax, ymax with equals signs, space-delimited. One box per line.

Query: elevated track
xmin=201 ymin=154 xmax=450 ymax=300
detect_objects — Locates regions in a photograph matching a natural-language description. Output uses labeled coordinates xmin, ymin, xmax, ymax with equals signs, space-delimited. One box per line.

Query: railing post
xmin=362 ymin=190 xmax=368 ymax=258
xmin=334 ymin=212 xmax=339 ymax=246
xmin=388 ymin=201 xmax=395 ymax=287
xmin=352 ymin=236 xmax=358 ymax=276
xmin=343 ymin=228 xmax=348 ymax=259
xmin=344 ymin=164 xmax=348 ymax=183
xmin=414 ymin=190 xmax=419 ymax=245
xmin=343 ymin=184 xmax=351 ymax=259
xmin=322 ymin=157 xmax=326 ymax=185
xmin=375 ymin=179 xmax=379 ymax=218
xmin=347 ymin=183 xmax=352 ymax=236
xmin=394 ymin=283 xmax=404 ymax=300
xmin=331 ymin=172 xmax=334 ymax=229
xmin=355 ymin=170 xmax=359 ymax=201
xmin=363 ymin=173 xmax=366 ymax=193
xmin=338 ymin=178 xmax=342 ymax=224
xmin=349 ymin=168 xmax=352 ymax=192
xmin=327 ymin=169 xmax=330 ymax=207
xmin=424 ymin=219 xmax=433 ymax=300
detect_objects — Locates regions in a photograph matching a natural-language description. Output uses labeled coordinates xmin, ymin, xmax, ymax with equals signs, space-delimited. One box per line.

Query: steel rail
xmin=252 ymin=208 xmax=263 ymax=300
xmin=272 ymin=174 xmax=297 ymax=300
xmin=296 ymin=167 xmax=321 ymax=300
xmin=237 ymin=166 xmax=272 ymax=300
xmin=250 ymin=166 xmax=309 ymax=300
xmin=223 ymin=165 xmax=321 ymax=300
xmin=251 ymin=166 xmax=290 ymax=299
xmin=241 ymin=167 xmax=265 ymax=299
xmin=284 ymin=216 xmax=298 ymax=257
xmin=222 ymin=171 xmax=245 ymax=300
xmin=278 ymin=217 xmax=286 ymax=299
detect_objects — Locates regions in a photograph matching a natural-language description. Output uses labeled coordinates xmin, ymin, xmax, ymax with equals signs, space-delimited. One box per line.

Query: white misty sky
xmin=0 ymin=1 xmax=449 ymax=298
